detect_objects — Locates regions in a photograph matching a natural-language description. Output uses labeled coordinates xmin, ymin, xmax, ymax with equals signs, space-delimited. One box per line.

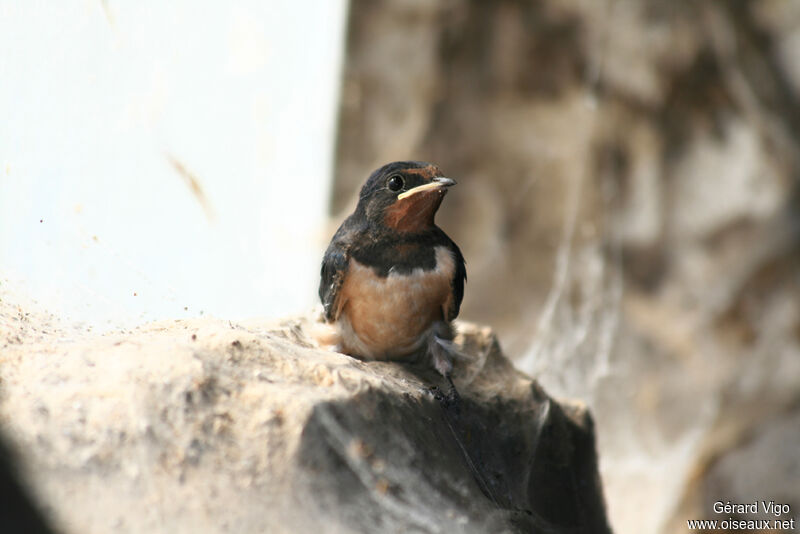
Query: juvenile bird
xmin=318 ymin=161 xmax=466 ymax=385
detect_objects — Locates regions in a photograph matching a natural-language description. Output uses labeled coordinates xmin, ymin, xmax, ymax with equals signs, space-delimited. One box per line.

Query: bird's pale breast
xmin=338 ymin=246 xmax=455 ymax=359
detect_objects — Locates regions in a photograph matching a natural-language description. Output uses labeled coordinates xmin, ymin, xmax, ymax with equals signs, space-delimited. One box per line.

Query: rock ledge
xmin=0 ymin=312 xmax=612 ymax=534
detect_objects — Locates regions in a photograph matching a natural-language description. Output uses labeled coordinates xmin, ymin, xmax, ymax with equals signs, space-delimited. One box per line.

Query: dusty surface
xmin=0 ymin=295 xmax=611 ymax=534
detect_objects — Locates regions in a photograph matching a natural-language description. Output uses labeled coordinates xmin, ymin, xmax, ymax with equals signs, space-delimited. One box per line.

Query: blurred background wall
xmin=332 ymin=1 xmax=799 ymax=532
xmin=0 ymin=1 xmax=347 ymax=328
xmin=2 ymin=1 xmax=799 ymax=533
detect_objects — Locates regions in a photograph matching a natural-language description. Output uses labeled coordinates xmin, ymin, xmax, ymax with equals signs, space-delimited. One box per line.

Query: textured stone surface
xmin=0 ymin=297 xmax=611 ymax=534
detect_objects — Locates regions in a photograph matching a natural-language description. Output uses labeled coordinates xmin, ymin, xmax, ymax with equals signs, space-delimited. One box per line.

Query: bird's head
xmin=356 ymin=161 xmax=456 ymax=233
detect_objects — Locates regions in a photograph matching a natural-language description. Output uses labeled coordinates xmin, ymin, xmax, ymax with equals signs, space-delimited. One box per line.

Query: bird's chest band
xmin=338 ymin=246 xmax=455 ymax=359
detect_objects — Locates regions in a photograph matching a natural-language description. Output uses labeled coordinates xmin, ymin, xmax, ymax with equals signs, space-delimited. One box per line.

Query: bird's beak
xmin=397 ymin=177 xmax=457 ymax=201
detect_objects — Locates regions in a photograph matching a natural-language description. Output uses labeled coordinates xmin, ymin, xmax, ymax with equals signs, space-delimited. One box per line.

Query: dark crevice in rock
xmin=296 ymin=386 xmax=611 ymax=534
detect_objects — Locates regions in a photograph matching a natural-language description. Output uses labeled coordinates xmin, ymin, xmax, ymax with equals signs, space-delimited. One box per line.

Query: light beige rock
xmin=0 ymin=299 xmax=611 ymax=534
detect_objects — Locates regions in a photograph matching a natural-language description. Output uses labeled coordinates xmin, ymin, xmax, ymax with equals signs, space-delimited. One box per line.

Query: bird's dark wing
xmin=319 ymin=225 xmax=355 ymax=322
xmin=445 ymin=239 xmax=467 ymax=322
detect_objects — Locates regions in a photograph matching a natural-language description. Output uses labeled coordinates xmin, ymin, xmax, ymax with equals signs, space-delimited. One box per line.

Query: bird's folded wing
xmin=319 ymin=240 xmax=350 ymax=322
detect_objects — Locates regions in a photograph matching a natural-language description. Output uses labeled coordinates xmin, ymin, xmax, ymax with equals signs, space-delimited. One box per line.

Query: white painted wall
xmin=0 ymin=1 xmax=348 ymax=329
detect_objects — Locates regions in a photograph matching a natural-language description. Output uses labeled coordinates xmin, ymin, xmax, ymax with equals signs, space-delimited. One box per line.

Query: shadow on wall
xmin=331 ymin=1 xmax=800 ymax=533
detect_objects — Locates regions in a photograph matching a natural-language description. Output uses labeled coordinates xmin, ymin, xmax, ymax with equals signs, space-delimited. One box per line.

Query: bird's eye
xmin=387 ymin=175 xmax=404 ymax=192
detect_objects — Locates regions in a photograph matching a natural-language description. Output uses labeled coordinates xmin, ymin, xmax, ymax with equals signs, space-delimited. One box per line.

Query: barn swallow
xmin=319 ymin=161 xmax=466 ymax=387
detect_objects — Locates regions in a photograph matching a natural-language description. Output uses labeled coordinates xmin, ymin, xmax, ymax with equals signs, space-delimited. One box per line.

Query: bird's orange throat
xmin=383 ymin=189 xmax=446 ymax=233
